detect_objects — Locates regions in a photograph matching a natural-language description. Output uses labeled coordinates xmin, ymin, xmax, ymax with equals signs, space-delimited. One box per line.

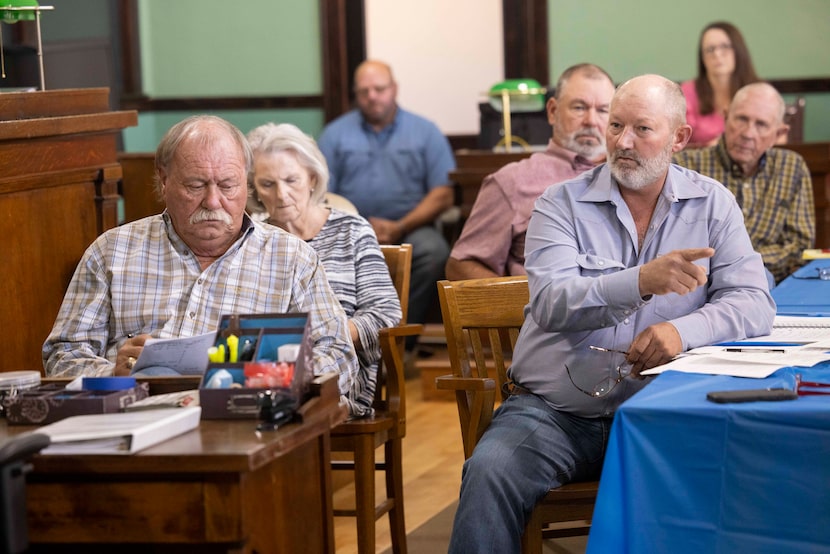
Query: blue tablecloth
xmin=772 ymin=259 xmax=830 ymax=316
xmin=586 ymin=366 xmax=830 ymax=554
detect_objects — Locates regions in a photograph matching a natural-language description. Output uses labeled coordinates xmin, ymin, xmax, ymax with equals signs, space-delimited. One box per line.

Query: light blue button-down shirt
xmin=510 ymin=163 xmax=775 ymax=417
xmin=318 ymin=108 xmax=455 ymax=220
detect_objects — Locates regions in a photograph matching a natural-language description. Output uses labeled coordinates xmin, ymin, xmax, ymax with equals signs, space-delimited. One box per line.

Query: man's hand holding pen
xmin=116 ymin=333 xmax=151 ymax=376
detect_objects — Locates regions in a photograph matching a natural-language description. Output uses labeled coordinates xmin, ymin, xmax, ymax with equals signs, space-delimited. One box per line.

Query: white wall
xmin=365 ymin=0 xmax=504 ymax=136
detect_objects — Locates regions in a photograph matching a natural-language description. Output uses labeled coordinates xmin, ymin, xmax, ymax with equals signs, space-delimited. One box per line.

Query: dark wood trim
xmin=769 ymin=78 xmax=830 ymax=95
xmin=119 ymin=0 xmax=142 ymax=98
xmin=502 ymin=0 xmax=549 ymax=85
xmin=448 ymin=135 xmax=479 ymax=152
xmin=319 ymin=0 xmax=365 ymax=123
xmin=119 ymin=95 xmax=324 ymax=112
xmin=320 ymin=0 xmax=351 ymax=122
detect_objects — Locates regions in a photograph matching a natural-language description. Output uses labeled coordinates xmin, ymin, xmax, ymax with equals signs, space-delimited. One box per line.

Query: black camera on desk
xmin=255 ymin=389 xmax=300 ymax=431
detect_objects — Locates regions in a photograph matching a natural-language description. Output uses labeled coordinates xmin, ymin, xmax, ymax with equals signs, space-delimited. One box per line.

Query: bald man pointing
xmin=448 ymin=74 xmax=775 ymax=553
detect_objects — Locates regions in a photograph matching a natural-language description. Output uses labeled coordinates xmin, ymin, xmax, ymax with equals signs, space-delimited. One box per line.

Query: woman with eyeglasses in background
xmin=682 ymin=21 xmax=760 ymax=148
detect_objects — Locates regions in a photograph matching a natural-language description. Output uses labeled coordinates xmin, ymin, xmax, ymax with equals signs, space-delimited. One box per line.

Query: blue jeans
xmin=402 ymin=225 xmax=449 ymax=326
xmin=448 ymin=393 xmax=612 ymax=554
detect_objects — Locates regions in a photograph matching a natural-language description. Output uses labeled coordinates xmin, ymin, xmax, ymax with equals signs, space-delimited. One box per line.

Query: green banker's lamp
xmin=0 ymin=0 xmax=54 ymax=90
xmin=487 ymin=78 xmax=546 ymax=152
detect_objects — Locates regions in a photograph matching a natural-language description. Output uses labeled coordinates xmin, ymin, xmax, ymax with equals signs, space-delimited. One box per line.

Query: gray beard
xmin=609 ymin=143 xmax=673 ymax=191
xmin=561 ymin=132 xmax=605 ymax=160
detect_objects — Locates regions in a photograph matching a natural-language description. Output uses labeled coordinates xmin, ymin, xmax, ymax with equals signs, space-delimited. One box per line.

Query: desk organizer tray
xmin=2 ymin=383 xmax=149 ymax=425
xmin=199 ymin=313 xmax=312 ymax=420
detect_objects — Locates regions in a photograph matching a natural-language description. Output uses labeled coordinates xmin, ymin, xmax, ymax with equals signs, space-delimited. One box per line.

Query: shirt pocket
xmin=575 ymin=253 xmax=627 ymax=277
xmin=390 ymin=149 xmax=423 ymax=184
xmin=341 ymin=149 xmax=374 ymax=187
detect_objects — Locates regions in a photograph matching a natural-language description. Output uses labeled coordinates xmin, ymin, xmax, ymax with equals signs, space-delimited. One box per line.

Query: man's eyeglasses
xmin=703 ymin=43 xmax=733 ymax=56
xmin=566 ymin=346 xmax=632 ymax=398
xmin=796 ymin=374 xmax=830 ymax=396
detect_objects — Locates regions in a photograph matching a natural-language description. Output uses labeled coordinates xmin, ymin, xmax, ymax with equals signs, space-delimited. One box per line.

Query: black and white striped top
xmin=308 ymin=208 xmax=402 ymax=417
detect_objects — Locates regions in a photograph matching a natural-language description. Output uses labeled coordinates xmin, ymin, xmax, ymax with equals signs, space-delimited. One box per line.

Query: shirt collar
xmin=580 ymin=164 xmax=708 ymax=204
xmin=545 ymin=139 xmax=601 ymax=172
xmin=360 ymin=106 xmax=400 ymax=136
xmin=715 ymin=136 xmax=768 ymax=178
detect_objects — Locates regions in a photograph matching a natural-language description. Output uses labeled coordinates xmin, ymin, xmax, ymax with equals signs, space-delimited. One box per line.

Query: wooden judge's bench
xmin=0 ymin=88 xmax=137 ymax=374
xmin=452 ymin=143 xmax=830 ymax=250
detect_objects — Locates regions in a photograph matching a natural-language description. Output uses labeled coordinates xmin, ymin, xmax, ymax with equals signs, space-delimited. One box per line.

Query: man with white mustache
xmin=43 ymin=116 xmax=358 ymax=400
xmin=446 ymin=63 xmax=615 ymax=280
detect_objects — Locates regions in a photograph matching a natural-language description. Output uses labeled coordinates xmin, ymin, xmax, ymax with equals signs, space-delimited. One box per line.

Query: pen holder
xmin=199 ymin=313 xmax=312 ymax=420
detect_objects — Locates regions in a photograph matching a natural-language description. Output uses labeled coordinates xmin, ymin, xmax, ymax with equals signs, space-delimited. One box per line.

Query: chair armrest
xmin=0 ymin=433 xmax=50 ymax=465
xmin=381 ymin=323 xmax=423 ymax=338
xmin=377 ymin=324 xmax=423 ymax=438
xmin=436 ymin=376 xmax=498 ymax=458
xmin=435 ymin=375 xmax=496 ymax=392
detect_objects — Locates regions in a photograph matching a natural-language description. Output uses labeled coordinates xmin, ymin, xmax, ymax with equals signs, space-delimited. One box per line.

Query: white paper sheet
xmin=131 ymin=332 xmax=215 ymax=375
xmin=641 ymin=346 xmax=830 ymax=378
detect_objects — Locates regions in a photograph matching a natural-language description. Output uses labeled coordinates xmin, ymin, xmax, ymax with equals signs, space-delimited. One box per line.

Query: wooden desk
xmin=0 ymin=88 xmax=137 ymax=373
xmin=3 ymin=375 xmax=345 ymax=553
xmin=452 ymin=144 xmax=830 ymax=249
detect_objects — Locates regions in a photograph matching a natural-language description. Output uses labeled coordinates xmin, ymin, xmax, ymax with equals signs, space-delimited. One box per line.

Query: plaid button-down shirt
xmin=674 ymin=139 xmax=814 ymax=283
xmin=43 ymin=213 xmax=358 ymax=397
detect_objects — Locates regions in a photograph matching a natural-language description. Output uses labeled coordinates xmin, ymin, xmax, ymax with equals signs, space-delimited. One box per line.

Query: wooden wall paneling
xmin=118 ymin=152 xmax=165 ymax=223
xmin=787 ymin=142 xmax=830 ymax=249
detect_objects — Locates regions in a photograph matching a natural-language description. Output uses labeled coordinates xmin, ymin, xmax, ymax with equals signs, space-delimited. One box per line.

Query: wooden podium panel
xmin=0 ymin=88 xmax=137 ymax=373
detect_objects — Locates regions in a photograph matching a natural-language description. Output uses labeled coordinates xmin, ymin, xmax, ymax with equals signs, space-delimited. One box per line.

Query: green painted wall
xmin=548 ymin=0 xmax=830 ymax=141
xmin=40 ymin=0 xmax=111 ymax=40
xmin=124 ymin=108 xmax=324 ymax=152
xmin=124 ymin=0 xmax=830 ymax=149
xmin=124 ymin=0 xmax=324 ymax=151
xmin=138 ymin=0 xmax=321 ymax=97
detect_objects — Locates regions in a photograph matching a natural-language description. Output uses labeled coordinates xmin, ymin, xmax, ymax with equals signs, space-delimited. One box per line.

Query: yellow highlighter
xmin=226 ymin=334 xmax=239 ymax=363
xmin=207 ymin=346 xmax=223 ymax=363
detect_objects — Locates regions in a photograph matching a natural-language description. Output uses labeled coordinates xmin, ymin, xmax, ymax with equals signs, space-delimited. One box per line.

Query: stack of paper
xmin=642 ymin=316 xmax=830 ymax=378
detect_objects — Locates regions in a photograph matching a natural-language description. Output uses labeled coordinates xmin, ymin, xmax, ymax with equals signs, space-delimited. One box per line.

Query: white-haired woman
xmin=247 ymin=122 xmax=402 ymax=417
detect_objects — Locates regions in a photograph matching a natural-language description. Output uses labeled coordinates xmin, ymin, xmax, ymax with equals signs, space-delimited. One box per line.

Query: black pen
xmin=724 ymin=347 xmax=786 ymax=353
